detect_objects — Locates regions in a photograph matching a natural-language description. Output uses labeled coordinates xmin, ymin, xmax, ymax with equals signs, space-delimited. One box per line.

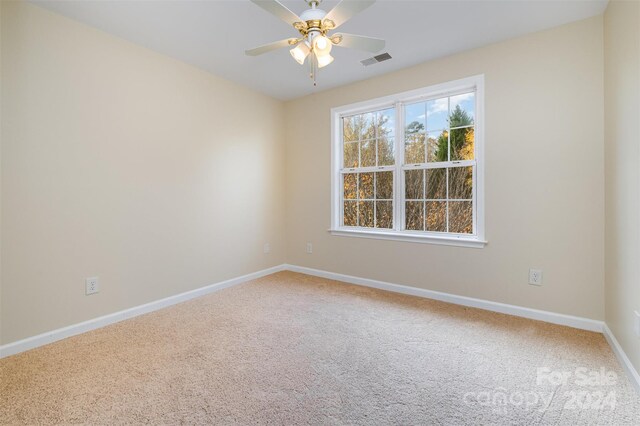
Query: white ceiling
xmin=31 ymin=0 xmax=607 ymax=100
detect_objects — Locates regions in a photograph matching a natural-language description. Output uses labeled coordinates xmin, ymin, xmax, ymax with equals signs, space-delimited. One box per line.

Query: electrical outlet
xmin=85 ymin=277 xmax=99 ymax=295
xmin=263 ymin=243 xmax=270 ymax=254
xmin=634 ymin=310 xmax=640 ymax=337
xmin=528 ymin=269 xmax=543 ymax=286
xmin=306 ymin=242 xmax=313 ymax=254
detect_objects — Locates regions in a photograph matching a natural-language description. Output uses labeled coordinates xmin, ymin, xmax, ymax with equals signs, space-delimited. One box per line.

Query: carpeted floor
xmin=1 ymin=271 xmax=638 ymax=425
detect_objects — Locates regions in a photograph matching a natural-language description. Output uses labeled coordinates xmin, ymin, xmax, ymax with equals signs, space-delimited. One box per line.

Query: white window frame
xmin=330 ymin=75 xmax=486 ymax=248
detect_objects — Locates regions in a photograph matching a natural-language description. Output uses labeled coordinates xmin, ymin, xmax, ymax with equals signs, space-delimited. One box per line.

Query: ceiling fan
xmin=245 ymin=0 xmax=385 ymax=85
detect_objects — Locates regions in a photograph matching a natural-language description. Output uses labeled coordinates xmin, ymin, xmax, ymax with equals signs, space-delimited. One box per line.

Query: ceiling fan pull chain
xmin=309 ymin=52 xmax=317 ymax=86
xmin=314 ymin=54 xmax=318 ymax=86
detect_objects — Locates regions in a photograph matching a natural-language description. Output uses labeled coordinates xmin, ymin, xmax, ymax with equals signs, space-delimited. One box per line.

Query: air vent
xmin=361 ymin=52 xmax=392 ymax=66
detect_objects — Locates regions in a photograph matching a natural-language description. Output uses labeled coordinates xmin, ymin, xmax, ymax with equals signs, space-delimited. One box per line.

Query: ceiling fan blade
xmin=332 ymin=33 xmax=385 ymax=53
xmin=323 ymin=0 xmax=376 ymax=30
xmin=245 ymin=38 xmax=296 ymax=56
xmin=250 ymin=0 xmax=303 ymax=27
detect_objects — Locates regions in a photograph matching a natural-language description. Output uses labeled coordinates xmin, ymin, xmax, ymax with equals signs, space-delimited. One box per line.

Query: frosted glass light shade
xmin=317 ymin=53 xmax=334 ymax=68
xmin=290 ymin=42 xmax=310 ymax=65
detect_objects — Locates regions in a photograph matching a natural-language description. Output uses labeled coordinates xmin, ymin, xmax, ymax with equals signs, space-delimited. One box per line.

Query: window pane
xmin=450 ymin=92 xmax=475 ymax=124
xmin=358 ymin=172 xmax=374 ymax=199
xmin=428 ymin=130 xmax=448 ymax=162
xmin=344 ymin=201 xmax=357 ymax=226
xmin=343 ymin=173 xmax=357 ymax=200
xmin=404 ymin=133 xmax=425 ymax=164
xmin=360 ymin=112 xmax=375 ymax=140
xmin=376 ymin=201 xmax=393 ymax=229
xmin=405 ymin=102 xmax=425 ymax=134
xmin=344 ymin=142 xmax=358 ymax=168
xmin=426 ymin=201 xmax=447 ymax=232
xmin=377 ymin=108 xmax=395 ymax=138
xmin=376 ymin=172 xmax=393 ymax=200
xmin=449 ymin=103 xmax=474 ymax=129
xmin=449 ymin=201 xmax=473 ymax=234
xmin=405 ymin=170 xmax=423 ymax=200
xmin=377 ymin=137 xmax=395 ymax=166
xmin=358 ymin=201 xmax=374 ymax=227
xmin=426 ymin=168 xmax=446 ymax=199
xmin=426 ymin=97 xmax=448 ymax=131
xmin=361 ymin=139 xmax=375 ymax=167
xmin=343 ymin=116 xmax=358 ymax=142
xmin=449 ymin=167 xmax=473 ymax=200
xmin=405 ymin=201 xmax=424 ymax=231
xmin=450 ymin=127 xmax=474 ymax=161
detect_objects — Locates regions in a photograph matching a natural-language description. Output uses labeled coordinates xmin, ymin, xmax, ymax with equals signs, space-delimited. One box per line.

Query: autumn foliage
xmin=342 ymin=99 xmax=475 ymax=234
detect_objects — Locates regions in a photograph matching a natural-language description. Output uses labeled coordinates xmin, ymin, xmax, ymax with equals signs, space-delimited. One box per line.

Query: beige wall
xmin=284 ymin=17 xmax=605 ymax=320
xmin=0 ymin=1 xmax=286 ymax=344
xmin=604 ymin=0 xmax=640 ymax=374
xmin=0 ymin=0 xmax=3 ymax=345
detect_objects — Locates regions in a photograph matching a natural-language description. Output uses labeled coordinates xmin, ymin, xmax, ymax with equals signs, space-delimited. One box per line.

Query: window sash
xmin=340 ymin=170 xmax=396 ymax=229
xmin=398 ymin=164 xmax=477 ymax=235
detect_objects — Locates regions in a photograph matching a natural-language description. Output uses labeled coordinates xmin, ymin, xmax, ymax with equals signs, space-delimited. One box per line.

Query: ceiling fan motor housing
xmin=299 ymin=8 xmax=326 ymax=22
xmin=299 ymin=6 xmax=328 ymax=45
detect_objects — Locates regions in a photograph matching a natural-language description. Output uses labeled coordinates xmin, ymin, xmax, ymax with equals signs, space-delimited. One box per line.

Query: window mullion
xmin=340 ymin=173 xmax=344 ymax=227
xmin=473 ymin=164 xmax=477 ymax=235
xmin=422 ymin=169 xmax=426 ymax=231
xmin=447 ymin=97 xmax=451 ymax=162
xmin=395 ymin=101 xmax=404 ymax=232
xmin=446 ymin=167 xmax=450 ymax=233
xmin=356 ymin=171 xmax=360 ymax=227
xmin=373 ymin=172 xmax=377 ymax=228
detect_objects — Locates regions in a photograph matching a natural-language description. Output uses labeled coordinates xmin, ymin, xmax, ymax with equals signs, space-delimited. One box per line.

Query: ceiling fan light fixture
xmin=290 ymin=42 xmax=310 ymax=65
xmin=316 ymin=53 xmax=334 ymax=68
xmin=246 ymin=0 xmax=384 ymax=86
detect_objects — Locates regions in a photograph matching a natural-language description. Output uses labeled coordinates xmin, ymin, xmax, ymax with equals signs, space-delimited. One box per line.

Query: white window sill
xmin=328 ymin=228 xmax=487 ymax=248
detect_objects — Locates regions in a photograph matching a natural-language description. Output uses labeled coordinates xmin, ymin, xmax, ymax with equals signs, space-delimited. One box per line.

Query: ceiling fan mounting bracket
xmin=293 ymin=17 xmax=339 ymax=41
xmin=293 ymin=21 xmax=308 ymax=32
xmin=293 ymin=19 xmax=329 ymax=39
xmin=322 ymin=19 xmax=335 ymax=30
xmin=329 ymin=34 xmax=343 ymax=45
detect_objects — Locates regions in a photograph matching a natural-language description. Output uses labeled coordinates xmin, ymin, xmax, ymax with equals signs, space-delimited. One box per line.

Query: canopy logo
xmin=462 ymin=367 xmax=618 ymax=414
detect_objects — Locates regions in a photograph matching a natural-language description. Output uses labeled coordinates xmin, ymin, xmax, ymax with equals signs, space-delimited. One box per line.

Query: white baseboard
xmin=3 ymin=262 xmax=637 ymax=396
xmin=0 ymin=264 xmax=286 ymax=359
xmin=603 ymin=324 xmax=640 ymax=393
xmin=284 ymin=264 xmax=604 ymax=332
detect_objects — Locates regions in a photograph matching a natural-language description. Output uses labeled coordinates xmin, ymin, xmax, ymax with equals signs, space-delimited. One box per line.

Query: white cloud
xmin=425 ymin=92 xmax=474 ymax=116
xmin=451 ymin=92 xmax=474 ymax=109
xmin=427 ymin=98 xmax=448 ymax=114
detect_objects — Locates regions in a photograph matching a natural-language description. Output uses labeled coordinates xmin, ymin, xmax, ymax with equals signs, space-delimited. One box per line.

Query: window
xmin=330 ymin=75 xmax=485 ymax=248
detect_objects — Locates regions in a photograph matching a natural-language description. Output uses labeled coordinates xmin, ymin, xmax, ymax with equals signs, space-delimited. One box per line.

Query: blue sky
xmin=405 ymin=92 xmax=475 ymax=132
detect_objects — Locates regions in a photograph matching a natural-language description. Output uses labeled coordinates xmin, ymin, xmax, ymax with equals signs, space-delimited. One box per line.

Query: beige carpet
xmin=1 ymin=271 xmax=638 ymax=425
